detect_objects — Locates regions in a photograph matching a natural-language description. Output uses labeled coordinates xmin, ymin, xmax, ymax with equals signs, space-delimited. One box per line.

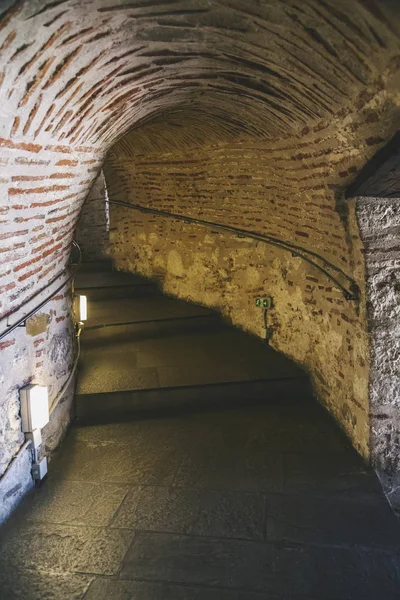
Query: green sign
xmin=255 ymin=297 xmax=272 ymax=309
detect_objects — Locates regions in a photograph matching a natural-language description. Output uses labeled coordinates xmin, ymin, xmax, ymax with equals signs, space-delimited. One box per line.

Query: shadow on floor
xmin=1 ymin=263 xmax=399 ymax=599
xmin=1 ymin=399 xmax=400 ymax=599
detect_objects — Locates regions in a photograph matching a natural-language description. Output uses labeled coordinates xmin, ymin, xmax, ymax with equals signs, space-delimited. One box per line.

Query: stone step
xmin=75 ymin=377 xmax=313 ymax=424
xmin=75 ymin=265 xmax=160 ymax=300
xmin=81 ymin=313 xmax=222 ymax=343
xmin=75 ymin=260 xmax=113 ymax=272
xmin=76 ymin=281 xmax=160 ymax=300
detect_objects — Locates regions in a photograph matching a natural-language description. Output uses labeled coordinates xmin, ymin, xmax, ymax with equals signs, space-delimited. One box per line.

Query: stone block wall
xmin=104 ymin=146 xmax=370 ymax=461
xmin=103 ymin=91 xmax=400 ymax=469
xmin=357 ymin=196 xmax=400 ymax=504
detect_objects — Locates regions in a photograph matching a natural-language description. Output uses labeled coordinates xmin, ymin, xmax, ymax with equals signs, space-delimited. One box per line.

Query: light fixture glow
xmin=20 ymin=384 xmax=49 ymax=432
xmin=79 ymin=295 xmax=87 ymax=321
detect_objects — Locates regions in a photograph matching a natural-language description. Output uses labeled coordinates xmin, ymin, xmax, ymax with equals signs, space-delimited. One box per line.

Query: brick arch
xmin=0 ymin=0 xmax=400 ymax=519
xmin=0 ymin=0 xmax=398 ymax=310
xmin=2 ymin=0 xmax=400 ymax=147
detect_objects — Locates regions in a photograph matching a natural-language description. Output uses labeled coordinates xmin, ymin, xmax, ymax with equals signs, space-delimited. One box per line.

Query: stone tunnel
xmin=0 ymin=0 xmax=400 ymax=597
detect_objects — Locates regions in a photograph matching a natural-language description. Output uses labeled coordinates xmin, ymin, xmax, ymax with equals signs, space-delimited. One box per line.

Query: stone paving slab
xmin=72 ymin=403 xmax=349 ymax=453
xmin=266 ymin=492 xmax=400 ymax=550
xmin=1 ymin=403 xmax=399 ymax=599
xmin=75 ymin=268 xmax=150 ymax=289
xmin=0 ymin=570 xmax=93 ymax=600
xmin=77 ymin=359 xmax=160 ymax=394
xmin=283 ymin=452 xmax=383 ymax=496
xmin=84 ymin=577 xmax=292 ymax=600
xmin=173 ymin=444 xmax=284 ymax=492
xmin=51 ymin=439 xmax=180 ymax=486
xmin=110 ymin=485 xmax=265 ymax=541
xmin=25 ymin=480 xmax=130 ymax=527
xmin=78 ymin=313 xmax=304 ymax=395
xmin=86 ymin=296 xmax=211 ymax=328
xmin=120 ymin=531 xmax=400 ymax=599
xmin=0 ymin=522 xmax=134 ymax=576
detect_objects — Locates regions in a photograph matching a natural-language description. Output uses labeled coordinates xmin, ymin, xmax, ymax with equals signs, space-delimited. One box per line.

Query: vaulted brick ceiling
xmin=1 ymin=0 xmax=399 ymax=151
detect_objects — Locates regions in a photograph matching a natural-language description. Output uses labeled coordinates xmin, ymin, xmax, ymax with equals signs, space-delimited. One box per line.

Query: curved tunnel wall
xmin=103 ymin=108 xmax=376 ymax=461
xmin=0 ymin=0 xmax=399 ymax=519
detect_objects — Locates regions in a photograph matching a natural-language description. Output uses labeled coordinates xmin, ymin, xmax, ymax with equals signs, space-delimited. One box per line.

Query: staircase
xmin=74 ymin=262 xmax=311 ymax=423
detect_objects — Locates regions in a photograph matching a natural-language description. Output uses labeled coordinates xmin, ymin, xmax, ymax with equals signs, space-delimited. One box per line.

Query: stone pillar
xmin=356 ymin=196 xmax=400 ymax=509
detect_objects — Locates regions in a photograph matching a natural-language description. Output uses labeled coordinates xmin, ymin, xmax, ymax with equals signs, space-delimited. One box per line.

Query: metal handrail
xmin=0 ymin=240 xmax=82 ymax=341
xmin=107 ymin=199 xmax=359 ymax=301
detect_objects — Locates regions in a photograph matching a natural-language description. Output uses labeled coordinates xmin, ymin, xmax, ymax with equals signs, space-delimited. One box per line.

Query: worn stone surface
xmin=105 ymin=138 xmax=372 ymax=461
xmin=1 ymin=399 xmax=400 ymax=599
xmin=0 ymin=0 xmax=399 ymax=524
xmin=84 ymin=578 xmax=273 ymax=600
xmin=76 ymin=274 xmax=305 ymax=398
xmin=0 ymin=571 xmax=93 ymax=600
xmin=111 ymin=486 xmax=265 ymax=541
xmin=0 ymin=522 xmax=134 ymax=576
xmin=120 ymin=531 xmax=400 ymax=597
xmin=26 ymin=479 xmax=130 ymax=527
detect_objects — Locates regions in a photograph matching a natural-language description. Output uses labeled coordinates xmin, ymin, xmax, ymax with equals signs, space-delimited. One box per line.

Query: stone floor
xmin=75 ymin=265 xmax=307 ymax=424
xmin=1 ymin=398 xmax=400 ymax=599
xmin=77 ymin=300 xmax=304 ymax=395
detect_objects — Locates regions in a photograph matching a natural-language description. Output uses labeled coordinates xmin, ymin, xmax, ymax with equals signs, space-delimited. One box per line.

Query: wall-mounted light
xmin=74 ymin=294 xmax=87 ymax=322
xmin=20 ymin=384 xmax=49 ymax=432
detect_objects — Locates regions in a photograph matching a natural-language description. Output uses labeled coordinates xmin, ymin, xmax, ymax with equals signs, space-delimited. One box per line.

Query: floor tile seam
xmin=76 ymin=282 xmax=156 ymax=289
xmin=80 ymin=577 xmax=105 ymax=600
xmin=110 ymin=522 xmax=265 ymax=542
xmin=262 ymin=490 xmax=390 ymax=503
xmin=169 ymin=453 xmax=187 ymax=488
xmin=21 ymin=488 xmax=396 ymax=529
xmin=113 ymin=529 xmax=139 ymax=579
xmin=79 ymin=575 xmax=97 ymax=600
xmin=0 ymin=565 xmax=97 ymax=582
xmin=107 ymin=484 xmax=144 ymax=528
xmin=104 ymin=524 xmax=400 ymax=554
xmin=6 ymin=520 xmax=136 ymax=534
xmin=24 ymin=490 xmax=393 ymax=537
xmin=113 ymin=482 xmax=269 ymax=498
xmin=66 ymin=440 xmax=354 ymax=453
xmin=263 ymin=521 xmax=400 ymax=552
xmin=93 ymin=573 xmax=281 ymax=597
xmin=115 ymin=573 xmax=339 ymax=599
xmin=75 ymin=376 xmax=309 ymax=388
xmin=48 ymin=474 xmax=381 ymax=497
xmin=263 ymin=495 xmax=268 ymax=542
xmin=84 ymin=314 xmax=220 ymax=330
xmin=43 ymin=476 xmax=281 ymax=498
xmin=116 ymin=528 xmax=400 ymax=555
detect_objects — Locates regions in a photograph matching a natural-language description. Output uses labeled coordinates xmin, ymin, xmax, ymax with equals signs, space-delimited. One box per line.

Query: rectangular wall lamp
xmin=74 ymin=294 xmax=87 ymax=322
xmin=20 ymin=384 xmax=49 ymax=432
xmin=79 ymin=295 xmax=87 ymax=321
